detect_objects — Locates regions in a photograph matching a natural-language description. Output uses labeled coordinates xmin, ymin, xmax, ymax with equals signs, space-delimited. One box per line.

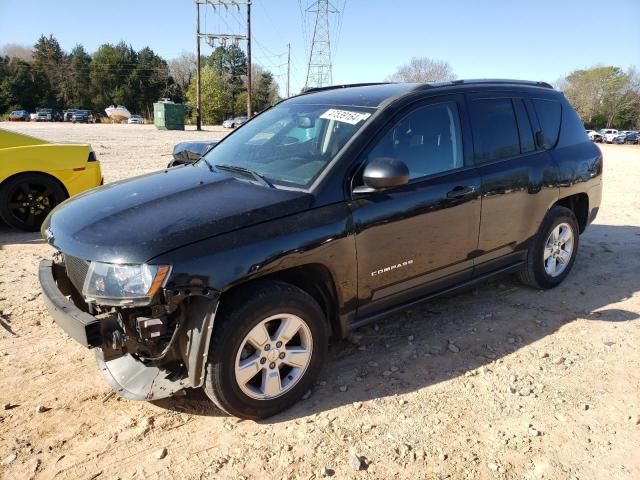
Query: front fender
xmin=152 ymin=203 xmax=356 ymax=384
xmin=153 ymin=202 xmax=356 ymax=308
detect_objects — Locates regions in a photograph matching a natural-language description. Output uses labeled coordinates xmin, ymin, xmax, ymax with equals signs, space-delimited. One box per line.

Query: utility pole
xmin=195 ymin=1 xmax=202 ymax=130
xmin=305 ymin=0 xmax=337 ymax=89
xmin=194 ymin=0 xmax=252 ymax=124
xmin=246 ymin=1 xmax=252 ymax=117
xmin=287 ymin=43 xmax=291 ymax=97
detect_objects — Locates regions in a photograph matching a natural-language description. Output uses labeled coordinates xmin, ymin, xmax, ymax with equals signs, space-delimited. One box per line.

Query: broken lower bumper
xmin=38 ymin=259 xmax=219 ymax=400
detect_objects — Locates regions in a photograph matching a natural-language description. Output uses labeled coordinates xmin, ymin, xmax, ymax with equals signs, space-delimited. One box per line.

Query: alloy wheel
xmin=543 ymin=222 xmax=574 ymax=277
xmin=234 ymin=313 xmax=313 ymax=400
xmin=7 ymin=182 xmax=55 ymax=229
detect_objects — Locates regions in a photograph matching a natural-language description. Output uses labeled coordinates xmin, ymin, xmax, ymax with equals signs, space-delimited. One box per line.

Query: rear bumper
xmin=586 ymin=182 xmax=602 ymax=227
xmin=38 ymin=259 xmax=101 ymax=348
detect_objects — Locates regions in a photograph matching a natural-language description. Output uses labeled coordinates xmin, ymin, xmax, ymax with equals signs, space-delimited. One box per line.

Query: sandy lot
xmin=0 ymin=122 xmax=639 ymax=480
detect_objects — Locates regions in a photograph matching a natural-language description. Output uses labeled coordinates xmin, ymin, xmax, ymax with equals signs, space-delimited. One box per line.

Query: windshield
xmin=200 ymin=103 xmax=375 ymax=189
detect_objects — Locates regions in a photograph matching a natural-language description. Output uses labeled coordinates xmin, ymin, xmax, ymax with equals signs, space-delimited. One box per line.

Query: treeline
xmin=558 ymin=66 xmax=639 ymax=129
xmin=0 ymin=35 xmax=279 ymax=123
xmin=0 ymin=35 xmax=176 ymax=117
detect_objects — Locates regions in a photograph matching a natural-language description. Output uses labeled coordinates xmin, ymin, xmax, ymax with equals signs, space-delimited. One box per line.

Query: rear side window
xmin=469 ymin=99 xmax=520 ymax=163
xmin=532 ymin=99 xmax=561 ymax=149
xmin=558 ymin=99 xmax=589 ymax=146
xmin=513 ymin=99 xmax=535 ymax=153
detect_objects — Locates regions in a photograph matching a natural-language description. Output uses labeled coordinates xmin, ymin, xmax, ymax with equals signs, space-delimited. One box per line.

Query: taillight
xmin=88 ymin=151 xmax=97 ymax=162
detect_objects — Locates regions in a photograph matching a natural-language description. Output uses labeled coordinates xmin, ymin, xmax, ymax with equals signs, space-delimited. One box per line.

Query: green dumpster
xmin=153 ymin=102 xmax=185 ymax=130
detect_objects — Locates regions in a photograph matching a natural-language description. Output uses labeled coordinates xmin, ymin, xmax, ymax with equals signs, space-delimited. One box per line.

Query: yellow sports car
xmin=0 ymin=128 xmax=102 ymax=231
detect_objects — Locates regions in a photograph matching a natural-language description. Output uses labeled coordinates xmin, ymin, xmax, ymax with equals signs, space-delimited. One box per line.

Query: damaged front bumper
xmin=38 ymin=259 xmax=219 ymax=400
xmin=38 ymin=260 xmax=102 ymax=348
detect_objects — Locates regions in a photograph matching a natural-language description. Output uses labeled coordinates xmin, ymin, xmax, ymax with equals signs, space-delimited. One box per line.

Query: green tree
xmin=61 ymin=45 xmax=92 ymax=108
xmin=233 ymin=65 xmax=280 ymax=116
xmin=252 ymin=68 xmax=279 ymax=112
xmin=562 ymin=66 xmax=640 ymax=128
xmin=207 ymin=44 xmax=247 ymax=116
xmin=186 ymin=65 xmax=227 ymax=124
xmin=32 ymin=34 xmax=64 ymax=107
xmin=129 ymin=47 xmax=173 ymax=116
xmin=89 ymin=42 xmax=138 ymax=111
xmin=0 ymin=57 xmax=41 ymax=112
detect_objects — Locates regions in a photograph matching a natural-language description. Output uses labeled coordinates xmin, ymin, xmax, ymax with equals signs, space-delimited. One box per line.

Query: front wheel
xmin=203 ymin=281 xmax=327 ymax=419
xmin=518 ymin=206 xmax=579 ymax=289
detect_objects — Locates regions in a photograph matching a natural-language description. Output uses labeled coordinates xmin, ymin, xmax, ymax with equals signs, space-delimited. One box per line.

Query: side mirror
xmin=354 ymin=156 xmax=410 ymax=193
xmin=169 ymin=140 xmax=218 ymax=167
xmin=535 ymin=131 xmax=546 ymax=149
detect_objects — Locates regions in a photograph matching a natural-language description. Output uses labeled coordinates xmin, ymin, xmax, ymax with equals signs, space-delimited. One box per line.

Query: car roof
xmin=286 ymin=79 xmax=555 ymax=108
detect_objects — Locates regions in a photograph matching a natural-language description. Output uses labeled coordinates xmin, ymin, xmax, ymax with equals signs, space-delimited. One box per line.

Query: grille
xmin=64 ymin=255 xmax=90 ymax=293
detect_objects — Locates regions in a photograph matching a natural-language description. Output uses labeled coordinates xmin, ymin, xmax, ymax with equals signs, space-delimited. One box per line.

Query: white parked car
xmin=128 ymin=115 xmax=144 ymax=125
xmin=599 ymin=128 xmax=619 ymax=143
xmin=586 ymin=130 xmax=603 ymax=143
xmin=29 ymin=112 xmax=38 ymax=121
xmin=222 ymin=116 xmax=248 ymax=128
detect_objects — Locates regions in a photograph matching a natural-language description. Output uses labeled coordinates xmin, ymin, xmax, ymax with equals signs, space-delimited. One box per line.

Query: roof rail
xmin=300 ymin=82 xmax=393 ymax=95
xmin=444 ymin=79 xmax=554 ymax=89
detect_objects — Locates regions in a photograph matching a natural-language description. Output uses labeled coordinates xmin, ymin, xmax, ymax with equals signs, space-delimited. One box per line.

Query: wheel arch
xmin=0 ymin=170 xmax=70 ymax=199
xmin=554 ymin=193 xmax=589 ymax=233
xmin=219 ymin=263 xmax=343 ymax=340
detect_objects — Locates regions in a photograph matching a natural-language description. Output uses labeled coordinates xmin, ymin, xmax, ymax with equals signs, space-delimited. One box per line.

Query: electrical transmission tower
xmin=305 ymin=0 xmax=337 ymax=89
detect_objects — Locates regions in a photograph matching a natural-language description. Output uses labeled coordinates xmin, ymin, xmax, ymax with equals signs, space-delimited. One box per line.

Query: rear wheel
xmin=518 ymin=206 xmax=579 ymax=289
xmin=0 ymin=173 xmax=66 ymax=231
xmin=203 ymin=281 xmax=327 ymax=419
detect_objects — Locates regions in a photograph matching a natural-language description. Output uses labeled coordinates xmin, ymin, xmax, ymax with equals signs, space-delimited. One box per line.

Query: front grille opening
xmin=63 ymin=255 xmax=90 ymax=294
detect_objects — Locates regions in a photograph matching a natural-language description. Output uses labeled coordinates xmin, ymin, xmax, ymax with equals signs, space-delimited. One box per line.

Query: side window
xmin=558 ymin=100 xmax=589 ymax=146
xmin=469 ymin=98 xmax=520 ymax=163
xmin=368 ymin=102 xmax=464 ymax=180
xmin=513 ymin=99 xmax=535 ymax=153
xmin=532 ymin=98 xmax=562 ymax=149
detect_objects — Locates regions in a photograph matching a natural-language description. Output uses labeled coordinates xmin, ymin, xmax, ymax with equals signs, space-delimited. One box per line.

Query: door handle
xmin=447 ymin=186 xmax=476 ymax=199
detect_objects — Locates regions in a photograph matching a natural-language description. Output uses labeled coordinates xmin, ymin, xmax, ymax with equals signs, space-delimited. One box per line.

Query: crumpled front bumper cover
xmin=38 ymin=259 xmax=102 ymax=348
xmin=39 ymin=259 xmax=219 ymax=401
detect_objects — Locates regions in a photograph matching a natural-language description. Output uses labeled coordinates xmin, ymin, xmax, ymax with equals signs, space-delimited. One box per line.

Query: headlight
xmin=83 ymin=262 xmax=171 ymax=306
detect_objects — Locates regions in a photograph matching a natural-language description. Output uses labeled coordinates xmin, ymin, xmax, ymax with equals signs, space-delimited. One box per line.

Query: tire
xmin=0 ymin=173 xmax=67 ymax=231
xmin=518 ymin=206 xmax=580 ymax=289
xmin=203 ymin=281 xmax=328 ymax=419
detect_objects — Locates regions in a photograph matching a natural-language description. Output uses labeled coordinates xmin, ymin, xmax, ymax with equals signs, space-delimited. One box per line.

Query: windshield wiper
xmin=201 ymin=157 xmax=215 ymax=173
xmin=214 ymin=164 xmax=275 ymax=188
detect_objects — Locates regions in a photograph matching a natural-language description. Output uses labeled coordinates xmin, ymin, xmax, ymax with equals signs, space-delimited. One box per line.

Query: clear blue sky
xmin=1 ymin=0 xmax=638 ymax=95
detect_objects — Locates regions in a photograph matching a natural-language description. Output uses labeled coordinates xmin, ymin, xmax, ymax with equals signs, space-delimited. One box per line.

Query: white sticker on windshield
xmin=320 ymin=108 xmax=371 ymax=125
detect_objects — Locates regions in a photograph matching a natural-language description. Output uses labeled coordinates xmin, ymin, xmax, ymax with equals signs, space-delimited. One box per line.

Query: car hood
xmin=43 ymin=165 xmax=312 ymax=263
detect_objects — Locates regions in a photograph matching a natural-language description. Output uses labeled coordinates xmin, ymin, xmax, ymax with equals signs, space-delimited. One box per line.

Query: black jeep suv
xmin=39 ymin=80 xmax=602 ymax=419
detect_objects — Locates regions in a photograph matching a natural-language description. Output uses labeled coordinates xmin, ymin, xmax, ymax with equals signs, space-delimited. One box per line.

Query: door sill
xmin=347 ymin=261 xmax=524 ymax=333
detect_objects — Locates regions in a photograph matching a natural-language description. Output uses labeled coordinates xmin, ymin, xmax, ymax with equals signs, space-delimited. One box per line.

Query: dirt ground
xmin=0 ymin=122 xmax=639 ymax=480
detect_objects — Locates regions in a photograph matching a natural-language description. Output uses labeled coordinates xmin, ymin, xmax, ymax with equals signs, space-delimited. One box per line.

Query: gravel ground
xmin=0 ymin=122 xmax=639 ymax=480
